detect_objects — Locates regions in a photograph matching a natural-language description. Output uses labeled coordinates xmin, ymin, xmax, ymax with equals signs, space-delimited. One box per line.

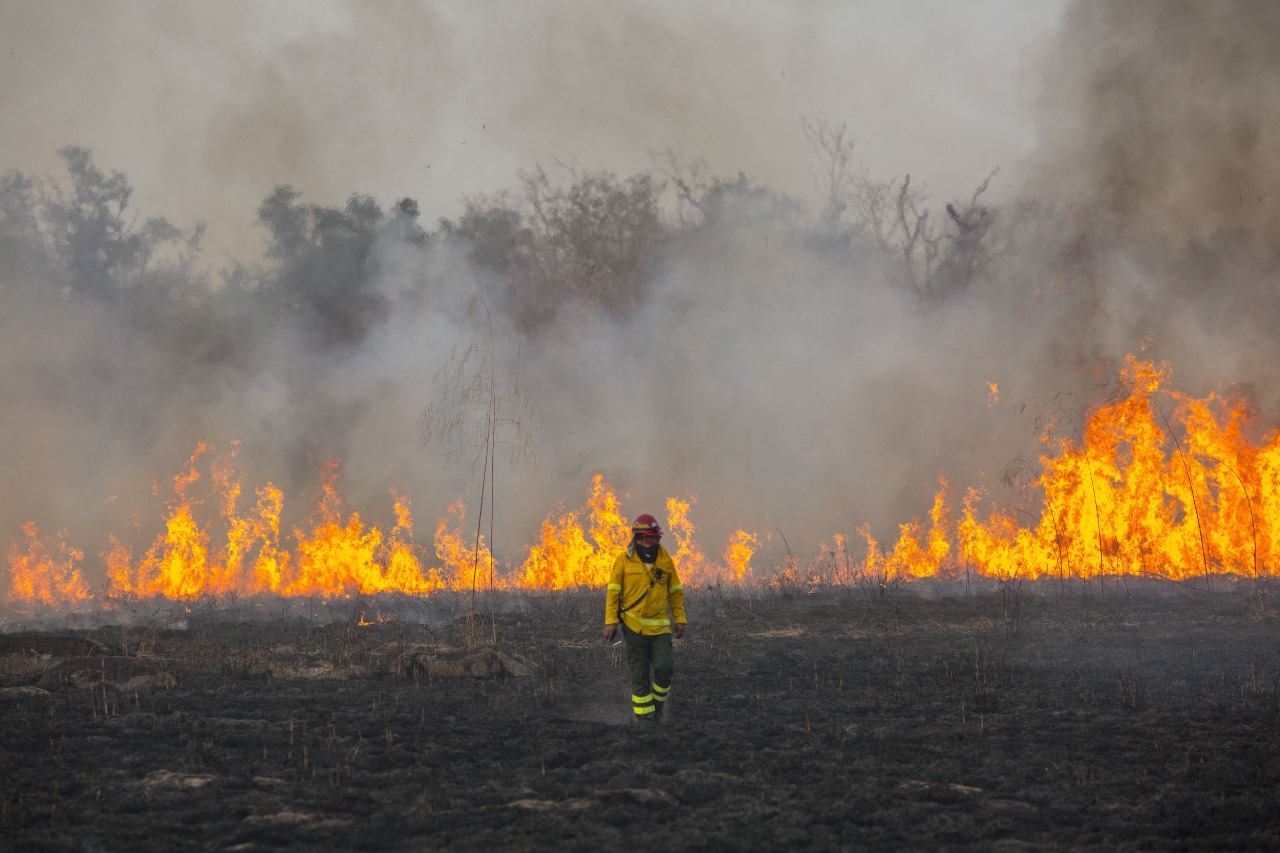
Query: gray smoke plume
xmin=4 ymin=1 xmax=1280 ymax=590
xmin=1025 ymin=0 xmax=1280 ymax=414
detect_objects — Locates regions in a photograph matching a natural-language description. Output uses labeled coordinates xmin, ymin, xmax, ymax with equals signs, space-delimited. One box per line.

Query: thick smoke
xmin=3 ymin=1 xmax=1279 ymax=584
xmin=1027 ymin=0 xmax=1280 ymax=412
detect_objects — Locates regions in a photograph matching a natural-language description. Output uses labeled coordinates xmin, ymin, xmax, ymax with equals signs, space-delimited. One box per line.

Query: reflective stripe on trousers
xmin=621 ymin=623 xmax=673 ymax=716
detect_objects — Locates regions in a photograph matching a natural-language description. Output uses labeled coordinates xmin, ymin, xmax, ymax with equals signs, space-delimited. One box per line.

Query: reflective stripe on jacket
xmin=604 ymin=544 xmax=686 ymax=636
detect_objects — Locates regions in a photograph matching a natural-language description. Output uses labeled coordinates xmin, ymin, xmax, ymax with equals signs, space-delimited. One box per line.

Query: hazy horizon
xmin=4 ymin=1 xmax=1280 ymax=586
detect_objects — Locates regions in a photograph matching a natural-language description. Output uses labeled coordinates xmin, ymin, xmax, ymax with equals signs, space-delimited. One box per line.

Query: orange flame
xmin=665 ymin=497 xmax=710 ymax=584
xmin=6 ymin=352 xmax=1280 ymax=609
xmin=722 ymin=530 xmax=759 ymax=582
xmin=434 ymin=499 xmax=498 ymax=591
xmin=518 ymin=474 xmax=629 ymax=589
xmin=7 ymin=522 xmax=89 ymax=605
xmin=885 ymin=355 xmax=1272 ymax=582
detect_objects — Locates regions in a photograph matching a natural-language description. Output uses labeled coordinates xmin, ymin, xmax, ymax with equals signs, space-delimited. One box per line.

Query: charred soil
xmin=2 ymin=582 xmax=1280 ymax=851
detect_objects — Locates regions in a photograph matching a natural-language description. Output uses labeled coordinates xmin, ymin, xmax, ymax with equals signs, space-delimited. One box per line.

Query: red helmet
xmin=632 ymin=514 xmax=662 ymax=539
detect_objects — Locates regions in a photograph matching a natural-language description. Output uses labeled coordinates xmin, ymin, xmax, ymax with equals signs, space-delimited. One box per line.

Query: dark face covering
xmin=635 ymin=539 xmax=660 ymax=564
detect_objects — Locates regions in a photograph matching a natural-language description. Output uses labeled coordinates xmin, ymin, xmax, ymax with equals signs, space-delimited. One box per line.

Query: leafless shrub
xmin=851 ymin=571 xmax=913 ymax=601
xmin=999 ymin=576 xmax=1027 ymax=637
xmin=1246 ymin=585 xmax=1274 ymax=621
xmin=802 ymin=115 xmax=1000 ymax=301
xmin=420 ymin=294 xmax=538 ymax=644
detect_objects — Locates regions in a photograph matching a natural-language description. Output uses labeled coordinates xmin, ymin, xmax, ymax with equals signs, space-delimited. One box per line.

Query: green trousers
xmin=621 ymin=623 xmax=673 ymax=717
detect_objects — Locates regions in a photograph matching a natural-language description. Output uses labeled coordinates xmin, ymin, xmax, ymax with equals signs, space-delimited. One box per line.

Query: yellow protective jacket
xmin=604 ymin=544 xmax=686 ymax=636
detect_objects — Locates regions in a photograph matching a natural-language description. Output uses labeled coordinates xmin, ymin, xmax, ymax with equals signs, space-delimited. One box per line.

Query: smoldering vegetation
xmin=2 ymin=0 xmax=1280 ymax=581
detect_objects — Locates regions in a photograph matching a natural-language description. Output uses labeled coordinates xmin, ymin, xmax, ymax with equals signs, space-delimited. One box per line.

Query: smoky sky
xmin=1026 ymin=1 xmax=1280 ymax=407
xmin=0 ymin=1 xmax=1055 ymax=260
xmin=4 ymin=0 xmax=1280 ymax=584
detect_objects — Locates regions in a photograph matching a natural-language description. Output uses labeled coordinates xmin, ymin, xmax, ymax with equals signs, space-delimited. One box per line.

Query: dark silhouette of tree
xmin=935 ymin=171 xmax=998 ymax=296
xmin=802 ymin=117 xmax=1002 ymax=301
xmin=1 ymin=147 xmax=201 ymax=306
xmin=440 ymin=168 xmax=666 ymax=332
xmin=659 ymin=148 xmax=806 ymax=234
xmin=256 ymin=187 xmax=422 ymax=347
xmin=0 ymin=169 xmax=49 ymax=285
xmin=525 ymin=166 xmax=665 ymax=320
xmin=439 ymin=195 xmax=542 ymax=327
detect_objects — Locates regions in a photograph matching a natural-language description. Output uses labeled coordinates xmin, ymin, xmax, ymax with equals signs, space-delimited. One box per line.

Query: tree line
xmin=0 ymin=126 xmax=1003 ymax=360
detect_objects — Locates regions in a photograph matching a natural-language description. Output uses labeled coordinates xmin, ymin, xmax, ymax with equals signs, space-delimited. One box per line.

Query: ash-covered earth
xmin=2 ymin=581 xmax=1279 ymax=851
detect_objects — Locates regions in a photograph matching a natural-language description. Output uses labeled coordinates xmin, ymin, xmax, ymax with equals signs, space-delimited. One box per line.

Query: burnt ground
xmin=2 ymin=580 xmax=1280 ymax=852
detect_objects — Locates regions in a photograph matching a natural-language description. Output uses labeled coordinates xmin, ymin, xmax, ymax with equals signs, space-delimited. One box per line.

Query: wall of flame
xmin=7 ymin=355 xmax=1279 ymax=608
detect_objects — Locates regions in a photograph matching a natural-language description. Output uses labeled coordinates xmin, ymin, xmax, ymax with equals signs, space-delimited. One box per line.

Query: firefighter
xmin=603 ymin=513 xmax=687 ymax=722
